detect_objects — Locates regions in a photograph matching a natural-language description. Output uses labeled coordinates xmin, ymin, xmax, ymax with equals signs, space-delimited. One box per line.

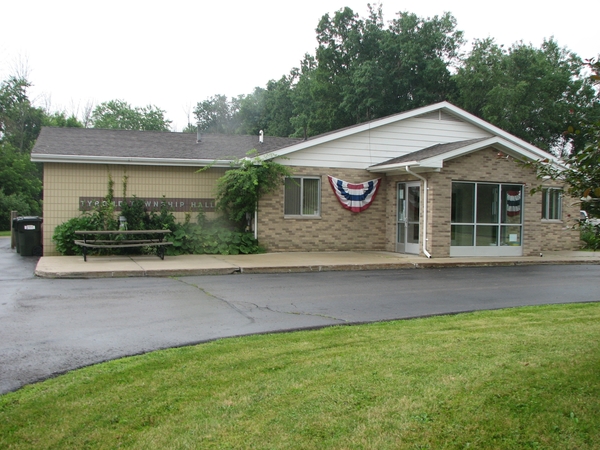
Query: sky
xmin=1 ymin=0 xmax=598 ymax=131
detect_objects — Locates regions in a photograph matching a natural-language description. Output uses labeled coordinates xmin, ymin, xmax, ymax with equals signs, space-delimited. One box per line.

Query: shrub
xmin=52 ymin=215 xmax=97 ymax=255
xmin=581 ymin=223 xmax=600 ymax=250
xmin=120 ymin=196 xmax=150 ymax=230
xmin=167 ymin=220 xmax=261 ymax=256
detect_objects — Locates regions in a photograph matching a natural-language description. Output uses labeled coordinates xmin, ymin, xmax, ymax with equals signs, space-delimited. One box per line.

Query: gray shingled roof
xmin=32 ymin=127 xmax=303 ymax=160
xmin=370 ymin=137 xmax=490 ymax=167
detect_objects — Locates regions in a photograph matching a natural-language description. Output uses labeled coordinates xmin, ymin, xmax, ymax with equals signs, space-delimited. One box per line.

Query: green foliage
xmin=213 ymin=152 xmax=293 ymax=228
xmin=1 ymin=73 xmax=90 ymax=227
xmin=453 ymin=38 xmax=597 ymax=154
xmin=0 ymin=143 xmax=42 ymax=228
xmin=167 ymin=219 xmax=261 ymax=256
xmin=531 ymin=58 xmax=600 ymax=222
xmin=0 ymin=76 xmax=45 ymax=152
xmin=91 ymin=99 xmax=172 ymax=131
xmin=147 ymin=198 xmax=178 ymax=231
xmin=195 ymin=6 xmax=464 ymax=139
xmin=120 ymin=196 xmax=149 ymax=230
xmin=42 ymin=111 xmax=84 ymax=128
xmin=0 ymin=189 xmax=40 ymax=230
xmin=580 ymin=223 xmax=600 ymax=250
xmin=52 ymin=215 xmax=97 ymax=255
xmin=193 ymin=94 xmax=240 ymax=134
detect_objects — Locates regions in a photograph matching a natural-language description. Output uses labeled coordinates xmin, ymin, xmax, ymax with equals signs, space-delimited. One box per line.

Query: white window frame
xmin=284 ymin=176 xmax=321 ymax=218
xmin=541 ymin=187 xmax=563 ymax=221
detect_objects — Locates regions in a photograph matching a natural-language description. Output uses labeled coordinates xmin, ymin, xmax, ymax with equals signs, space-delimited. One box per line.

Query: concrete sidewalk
xmin=35 ymin=250 xmax=600 ymax=278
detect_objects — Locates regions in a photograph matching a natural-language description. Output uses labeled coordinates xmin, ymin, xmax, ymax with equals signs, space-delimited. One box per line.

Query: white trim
xmin=30 ymin=154 xmax=231 ymax=167
xmin=404 ymin=168 xmax=431 ymax=258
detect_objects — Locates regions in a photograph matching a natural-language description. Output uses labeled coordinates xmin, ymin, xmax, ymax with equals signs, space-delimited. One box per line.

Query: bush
xmin=52 ymin=215 xmax=97 ymax=255
xmin=581 ymin=223 xmax=600 ymax=250
xmin=167 ymin=220 xmax=262 ymax=256
xmin=120 ymin=196 xmax=150 ymax=230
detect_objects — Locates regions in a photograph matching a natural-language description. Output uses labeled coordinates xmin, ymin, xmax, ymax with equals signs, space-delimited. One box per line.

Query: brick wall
xmin=257 ymin=167 xmax=387 ymax=252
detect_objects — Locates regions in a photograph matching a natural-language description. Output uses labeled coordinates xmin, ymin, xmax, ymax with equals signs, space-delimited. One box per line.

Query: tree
xmin=0 ymin=142 xmax=42 ymax=228
xmin=236 ymin=77 xmax=297 ymax=137
xmin=234 ymin=88 xmax=268 ymax=136
xmin=0 ymin=76 xmax=45 ymax=152
xmin=453 ymin=39 xmax=597 ymax=154
xmin=288 ymin=6 xmax=464 ymax=137
xmin=0 ymin=74 xmax=91 ymax=227
xmin=91 ymin=100 xmax=171 ymax=131
xmin=42 ymin=111 xmax=84 ymax=128
xmin=532 ymin=57 xmax=600 ymax=218
xmin=193 ymin=95 xmax=239 ymax=134
xmin=212 ymin=152 xmax=293 ymax=230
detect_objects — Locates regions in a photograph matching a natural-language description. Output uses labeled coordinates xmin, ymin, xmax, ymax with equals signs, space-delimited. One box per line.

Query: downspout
xmin=254 ymin=207 xmax=258 ymax=240
xmin=405 ymin=166 xmax=432 ymax=258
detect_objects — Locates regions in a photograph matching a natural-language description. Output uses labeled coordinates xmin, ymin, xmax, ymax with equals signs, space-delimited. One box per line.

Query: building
xmin=31 ymin=102 xmax=579 ymax=257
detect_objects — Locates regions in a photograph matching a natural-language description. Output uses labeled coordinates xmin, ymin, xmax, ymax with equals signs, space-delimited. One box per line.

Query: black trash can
xmin=12 ymin=216 xmax=21 ymax=254
xmin=16 ymin=216 xmax=43 ymax=256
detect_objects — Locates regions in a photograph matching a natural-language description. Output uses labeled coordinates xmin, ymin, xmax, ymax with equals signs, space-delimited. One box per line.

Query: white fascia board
xmin=369 ymin=161 xmax=420 ymax=173
xmin=30 ymin=154 xmax=231 ymax=167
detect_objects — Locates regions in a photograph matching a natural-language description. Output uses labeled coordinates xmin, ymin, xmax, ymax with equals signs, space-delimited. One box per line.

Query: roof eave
xmin=30 ymin=154 xmax=232 ymax=167
xmin=369 ymin=161 xmax=443 ymax=174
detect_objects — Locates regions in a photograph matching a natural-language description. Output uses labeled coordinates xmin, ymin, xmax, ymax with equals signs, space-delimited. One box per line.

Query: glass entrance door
xmin=396 ymin=182 xmax=420 ymax=254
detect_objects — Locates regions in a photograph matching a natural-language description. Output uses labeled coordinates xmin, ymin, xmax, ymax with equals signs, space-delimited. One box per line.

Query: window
xmin=284 ymin=177 xmax=320 ymax=216
xmin=541 ymin=188 xmax=562 ymax=220
xmin=451 ymin=182 xmax=523 ymax=247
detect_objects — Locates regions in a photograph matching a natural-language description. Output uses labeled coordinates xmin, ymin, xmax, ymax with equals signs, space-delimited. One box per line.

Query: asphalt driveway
xmin=1 ymin=237 xmax=599 ymax=395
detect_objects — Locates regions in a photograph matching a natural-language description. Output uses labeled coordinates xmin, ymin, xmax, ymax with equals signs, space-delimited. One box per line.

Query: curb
xmin=35 ymin=258 xmax=600 ymax=279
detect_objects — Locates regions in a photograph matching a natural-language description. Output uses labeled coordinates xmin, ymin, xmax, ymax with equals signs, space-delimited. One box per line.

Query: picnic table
xmin=74 ymin=230 xmax=173 ymax=261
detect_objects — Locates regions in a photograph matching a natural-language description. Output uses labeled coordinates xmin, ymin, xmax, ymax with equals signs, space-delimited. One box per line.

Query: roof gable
xmin=264 ymin=102 xmax=555 ymax=168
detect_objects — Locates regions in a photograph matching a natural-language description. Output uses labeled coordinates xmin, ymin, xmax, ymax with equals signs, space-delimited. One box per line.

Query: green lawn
xmin=1 ymin=303 xmax=599 ymax=449
xmin=0 ymin=231 xmax=12 ymax=237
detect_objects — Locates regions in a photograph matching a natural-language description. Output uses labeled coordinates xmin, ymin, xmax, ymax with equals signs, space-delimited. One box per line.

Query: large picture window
xmin=284 ymin=177 xmax=321 ymax=217
xmin=541 ymin=188 xmax=562 ymax=220
xmin=451 ymin=182 xmax=523 ymax=256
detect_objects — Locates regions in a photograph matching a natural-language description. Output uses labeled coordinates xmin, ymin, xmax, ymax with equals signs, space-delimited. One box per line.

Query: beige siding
xmin=42 ymin=163 xmax=224 ymax=255
xmin=277 ymin=116 xmax=492 ymax=169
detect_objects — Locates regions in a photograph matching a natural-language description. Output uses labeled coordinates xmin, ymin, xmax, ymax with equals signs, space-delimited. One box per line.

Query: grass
xmin=0 ymin=231 xmax=12 ymax=237
xmin=1 ymin=303 xmax=599 ymax=449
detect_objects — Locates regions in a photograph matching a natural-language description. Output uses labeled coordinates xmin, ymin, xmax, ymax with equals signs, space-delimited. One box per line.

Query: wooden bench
xmin=74 ymin=230 xmax=173 ymax=261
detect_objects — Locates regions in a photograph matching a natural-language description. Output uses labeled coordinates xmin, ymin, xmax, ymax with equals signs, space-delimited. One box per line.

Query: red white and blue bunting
xmin=506 ymin=190 xmax=522 ymax=217
xmin=328 ymin=176 xmax=382 ymax=213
